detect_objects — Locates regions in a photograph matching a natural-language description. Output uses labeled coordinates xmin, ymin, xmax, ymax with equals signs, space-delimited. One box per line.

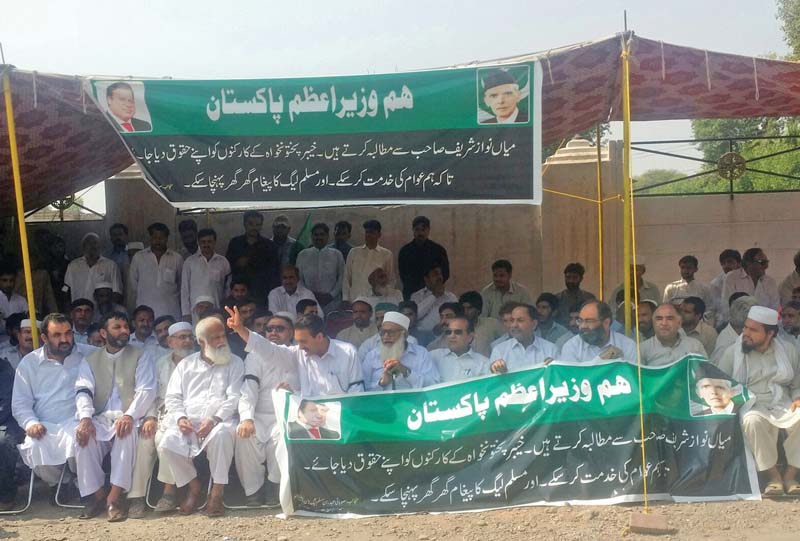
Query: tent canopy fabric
xmin=3 ymin=33 xmax=800 ymax=214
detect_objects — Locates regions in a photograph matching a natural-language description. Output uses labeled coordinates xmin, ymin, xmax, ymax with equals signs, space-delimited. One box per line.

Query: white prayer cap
xmin=194 ymin=295 xmax=215 ymax=307
xmin=275 ymin=311 xmax=296 ymax=323
xmin=94 ymin=282 xmax=113 ymax=290
xmin=81 ymin=232 xmax=100 ymax=243
xmin=382 ymin=311 xmax=410 ymax=331
xmin=747 ymin=306 xmax=779 ymax=326
xmin=20 ymin=319 xmax=41 ymax=329
xmin=126 ymin=241 xmax=144 ymax=250
xmin=352 ymin=296 xmax=373 ymax=309
xmin=168 ymin=322 xmax=193 ymax=336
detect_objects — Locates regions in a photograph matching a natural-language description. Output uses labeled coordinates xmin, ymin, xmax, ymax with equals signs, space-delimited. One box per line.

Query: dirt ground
xmin=3 ymin=497 xmax=800 ymax=541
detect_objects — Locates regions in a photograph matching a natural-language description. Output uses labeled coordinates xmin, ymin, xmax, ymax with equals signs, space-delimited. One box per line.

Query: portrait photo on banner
xmin=688 ymin=361 xmax=745 ymax=417
xmin=286 ymin=397 xmax=342 ymax=441
xmin=95 ymin=80 xmax=153 ymax=134
xmin=476 ymin=64 xmax=530 ymax=125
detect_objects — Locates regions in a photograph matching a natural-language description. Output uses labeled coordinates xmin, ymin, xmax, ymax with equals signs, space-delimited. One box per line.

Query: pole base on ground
xmin=629 ymin=512 xmax=670 ymax=535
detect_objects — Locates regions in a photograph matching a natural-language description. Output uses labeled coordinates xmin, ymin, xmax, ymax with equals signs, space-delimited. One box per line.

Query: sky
xmin=0 ymin=0 xmax=790 ymax=210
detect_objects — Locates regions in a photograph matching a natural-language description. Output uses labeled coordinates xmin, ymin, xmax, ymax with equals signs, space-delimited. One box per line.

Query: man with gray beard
xmin=158 ymin=317 xmax=243 ymax=516
xmin=128 ymin=322 xmax=196 ymax=517
xmin=362 ymin=311 xmax=440 ymax=391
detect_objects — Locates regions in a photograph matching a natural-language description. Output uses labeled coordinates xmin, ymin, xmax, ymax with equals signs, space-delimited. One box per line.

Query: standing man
xmin=488 ymin=304 xmax=559 ymax=374
xmin=717 ymin=306 xmax=800 ymax=496
xmin=181 ymin=228 xmax=231 ymax=323
xmin=268 ymin=265 xmax=322 ymax=317
xmin=129 ymin=223 xmax=183 ymax=320
xmin=362 ymin=312 xmax=439 ymax=391
xmin=663 ymin=255 xmax=715 ymax=324
xmin=296 ymin=223 xmax=345 ymax=313
xmin=781 ymin=301 xmax=800 ymax=350
xmin=480 ymin=260 xmax=532 ymax=320
xmin=93 ymin=283 xmax=128 ymax=323
xmin=64 ymin=233 xmax=123 ymax=304
xmin=271 ymin=215 xmax=296 ymax=267
xmin=12 ymin=314 xmax=83 ymax=502
xmin=560 ymin=301 xmax=638 ymax=362
xmin=73 ymin=312 xmax=156 ymax=521
xmin=397 ymin=216 xmax=450 ymax=300
xmin=343 ymin=220 xmax=394 ymax=301
xmin=722 ymin=248 xmax=780 ymax=313
xmin=430 ymin=316 xmax=490 ymax=382
xmin=158 ymin=317 xmax=243 ymax=516
xmin=640 ymin=303 xmax=706 ymax=366
xmin=328 ymin=221 xmax=353 ymax=262
xmin=780 ymin=251 xmax=800 ymax=307
xmin=610 ymin=260 xmax=661 ymax=306
xmin=226 ymin=211 xmax=281 ymax=306
xmin=104 ymin=223 xmax=130 ymax=276
xmin=410 ymin=266 xmax=458 ymax=333
xmin=129 ymin=305 xmax=157 ymax=352
xmin=710 ymin=249 xmax=742 ymax=328
xmin=679 ymin=297 xmax=718 ymax=357
xmin=336 ymin=299 xmax=377 ymax=348
xmin=554 ymin=263 xmax=596 ymax=326
xmin=177 ymin=219 xmax=199 ymax=260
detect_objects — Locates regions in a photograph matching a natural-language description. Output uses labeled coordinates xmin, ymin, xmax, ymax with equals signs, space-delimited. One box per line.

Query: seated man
xmin=235 ymin=313 xmax=302 ymax=507
xmin=363 ymin=312 xmax=439 ymax=391
xmin=265 ymin=313 xmax=294 ymax=346
xmin=227 ymin=307 xmax=362 ymax=397
xmin=12 ymin=314 xmax=84 ymax=503
xmin=459 ymin=291 xmax=503 ymax=357
xmin=409 ymin=266 xmax=457 ymax=333
xmin=128 ymin=322 xmax=195 ymax=518
xmin=358 ymin=303 xmax=418 ymax=363
xmin=362 ymin=267 xmax=403 ymax=310
xmin=555 ymin=302 xmax=583 ymax=350
xmin=0 ymin=345 xmax=23 ymax=511
xmin=1 ymin=314 xmax=36 ymax=370
xmin=153 ymin=315 xmax=177 ymax=352
xmin=129 ymin=305 xmax=157 ymax=352
xmin=336 ymin=298 xmax=377 ymax=348
xmin=426 ymin=303 xmax=465 ymax=351
xmin=70 ymin=299 xmax=94 ymax=345
xmin=249 ymin=308 xmax=273 ymax=337
xmin=92 ymin=283 xmax=127 ymax=324
xmin=680 ymin=296 xmax=718 ymax=357
xmin=488 ymin=304 xmax=558 ymax=374
xmin=718 ymin=306 xmax=800 ymax=496
xmin=268 ymin=265 xmax=323 ymax=318
xmin=159 ymin=317 xmax=243 ymax=517
xmin=534 ymin=293 xmax=570 ymax=344
xmin=74 ymin=312 xmax=156 ymax=521
xmin=398 ymin=300 xmax=433 ymax=347
xmin=296 ymin=298 xmax=321 ymax=318
xmin=636 ymin=299 xmax=657 ymax=341
xmin=489 ymin=301 xmax=523 ymax=350
xmin=712 ymin=295 xmax=757 ymax=364
xmin=640 ymin=303 xmax=706 ymax=366
xmin=560 ymin=301 xmax=638 ymax=362
xmin=430 ymin=316 xmax=490 ymax=382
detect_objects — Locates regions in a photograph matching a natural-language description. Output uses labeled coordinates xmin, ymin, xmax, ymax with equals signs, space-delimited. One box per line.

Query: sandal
xmin=153 ymin=493 xmax=177 ymax=513
xmin=785 ymin=482 xmax=800 ymax=495
xmin=764 ymin=481 xmax=785 ymax=496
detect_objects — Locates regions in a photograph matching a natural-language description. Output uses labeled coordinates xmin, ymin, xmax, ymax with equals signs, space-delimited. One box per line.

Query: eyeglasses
xmin=576 ymin=318 xmax=601 ymax=326
xmin=754 ymin=259 xmax=769 ymax=265
xmin=444 ymin=329 xmax=466 ymax=335
xmin=379 ymin=328 xmax=403 ymax=337
xmin=265 ymin=326 xmax=287 ymax=333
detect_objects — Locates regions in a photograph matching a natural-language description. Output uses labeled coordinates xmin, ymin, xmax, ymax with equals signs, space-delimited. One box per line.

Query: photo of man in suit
xmin=288 ymin=400 xmax=341 ymax=440
xmin=106 ymin=82 xmax=152 ymax=133
xmin=479 ymin=68 xmax=528 ymax=125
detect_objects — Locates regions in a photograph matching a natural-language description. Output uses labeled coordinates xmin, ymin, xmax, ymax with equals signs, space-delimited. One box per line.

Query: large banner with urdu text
xmin=274 ymin=356 xmax=759 ymax=517
xmin=86 ymin=62 xmax=542 ymax=208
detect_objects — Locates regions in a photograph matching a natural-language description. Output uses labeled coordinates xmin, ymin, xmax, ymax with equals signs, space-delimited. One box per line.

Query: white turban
xmin=194 ymin=295 xmax=215 ymax=307
xmin=748 ymin=306 xmax=779 ymax=326
xmin=94 ymin=281 xmax=113 ymax=291
xmin=382 ymin=311 xmax=410 ymax=331
xmin=20 ymin=319 xmax=41 ymax=329
xmin=168 ymin=322 xmax=193 ymax=336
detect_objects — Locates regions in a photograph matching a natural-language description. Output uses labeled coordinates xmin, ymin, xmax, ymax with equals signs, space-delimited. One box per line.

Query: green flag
xmin=289 ymin=213 xmax=312 ymax=264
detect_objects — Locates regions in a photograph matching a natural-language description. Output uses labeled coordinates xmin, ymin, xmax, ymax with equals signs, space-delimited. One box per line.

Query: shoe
xmin=244 ymin=490 xmax=263 ymax=507
xmin=153 ymin=493 xmax=177 ymax=513
xmin=127 ymin=497 xmax=146 ymax=519
xmin=264 ymin=481 xmax=280 ymax=508
xmin=78 ymin=497 xmax=106 ymax=520
xmin=107 ymin=500 xmax=128 ymax=522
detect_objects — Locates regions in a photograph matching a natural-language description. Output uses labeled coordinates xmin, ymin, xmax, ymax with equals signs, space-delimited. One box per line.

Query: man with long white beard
xmin=718 ymin=306 xmax=800 ymax=496
xmin=234 ymin=313 xmax=302 ymax=507
xmin=12 ymin=314 xmax=84 ymax=504
xmin=73 ymin=312 xmax=157 ymax=522
xmin=363 ymin=311 xmax=440 ymax=391
xmin=158 ymin=317 xmax=243 ymax=516
xmin=127 ymin=322 xmax=195 ymax=518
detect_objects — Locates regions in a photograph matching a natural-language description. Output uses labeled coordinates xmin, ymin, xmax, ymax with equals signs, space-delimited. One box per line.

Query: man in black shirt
xmin=225 ymin=211 xmax=281 ymax=306
xmin=397 ymin=216 xmax=450 ymax=300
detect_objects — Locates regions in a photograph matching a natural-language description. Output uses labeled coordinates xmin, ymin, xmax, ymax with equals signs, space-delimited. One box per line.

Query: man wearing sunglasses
xmin=721 ymin=248 xmax=780 ymax=318
xmin=430 ymin=316 xmax=490 ymax=382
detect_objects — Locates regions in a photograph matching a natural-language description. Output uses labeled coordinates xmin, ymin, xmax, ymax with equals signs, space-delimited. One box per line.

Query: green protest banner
xmin=86 ymin=63 xmax=542 ymax=208
xmin=274 ymin=356 xmax=758 ymax=517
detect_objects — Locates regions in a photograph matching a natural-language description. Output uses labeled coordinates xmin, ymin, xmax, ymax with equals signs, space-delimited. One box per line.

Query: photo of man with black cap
xmin=478 ymin=67 xmax=529 ymax=124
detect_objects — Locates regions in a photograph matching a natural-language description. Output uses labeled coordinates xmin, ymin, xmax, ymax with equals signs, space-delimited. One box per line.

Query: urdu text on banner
xmin=86 ymin=63 xmax=542 ymax=208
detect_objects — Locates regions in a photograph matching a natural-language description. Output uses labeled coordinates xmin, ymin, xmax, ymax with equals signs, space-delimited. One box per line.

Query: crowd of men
xmin=1 ymin=210 xmax=800 ymax=520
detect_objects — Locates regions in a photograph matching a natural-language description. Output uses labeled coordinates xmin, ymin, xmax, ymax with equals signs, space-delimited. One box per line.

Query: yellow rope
xmin=542 ymin=188 xmax=600 ymax=204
